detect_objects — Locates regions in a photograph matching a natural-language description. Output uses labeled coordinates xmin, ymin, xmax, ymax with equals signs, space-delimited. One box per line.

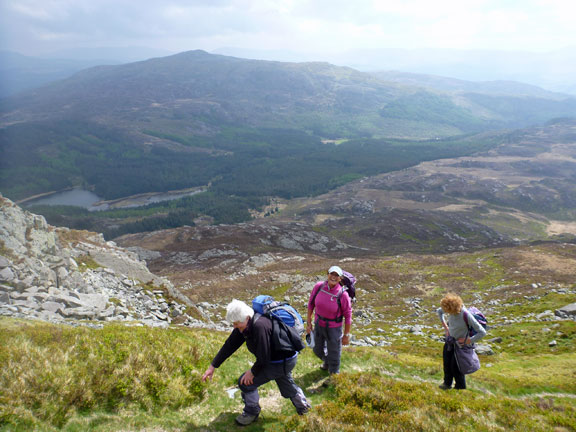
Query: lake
xmin=22 ymin=186 xmax=207 ymax=212
xmin=23 ymin=189 xmax=104 ymax=209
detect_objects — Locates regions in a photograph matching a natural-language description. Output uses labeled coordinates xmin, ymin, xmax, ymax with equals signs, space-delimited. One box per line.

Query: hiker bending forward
xmin=202 ymin=299 xmax=310 ymax=426
xmin=437 ymin=293 xmax=486 ymax=390
xmin=307 ymin=265 xmax=352 ymax=374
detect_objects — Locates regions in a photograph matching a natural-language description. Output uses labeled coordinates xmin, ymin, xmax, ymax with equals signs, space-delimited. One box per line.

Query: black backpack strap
xmin=316 ymin=314 xmax=343 ymax=323
xmin=310 ymin=281 xmax=326 ymax=306
xmin=312 ymin=282 xmax=344 ymax=323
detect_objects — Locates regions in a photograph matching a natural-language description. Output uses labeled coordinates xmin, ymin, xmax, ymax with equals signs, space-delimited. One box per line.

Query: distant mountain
xmin=2 ymin=50 xmax=576 ymax=206
xmin=370 ymin=70 xmax=576 ymax=127
xmin=0 ymin=51 xmax=113 ymax=98
xmin=0 ymin=47 xmax=174 ymax=98
xmin=0 ymin=49 xmax=494 ymax=142
xmin=43 ymin=46 xmax=174 ymax=63
xmin=215 ymin=46 xmax=576 ymax=96
xmin=0 ymin=50 xmax=409 ymax=131
xmin=341 ymin=47 xmax=576 ymax=96
xmin=370 ymin=71 xmax=569 ymax=99
xmin=3 ymin=50 xmax=576 ymax=135
xmin=212 ymin=47 xmax=321 ymax=63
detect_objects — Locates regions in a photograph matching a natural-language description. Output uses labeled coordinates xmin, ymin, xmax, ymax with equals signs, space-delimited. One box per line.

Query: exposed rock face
xmin=555 ymin=303 xmax=576 ymax=318
xmin=0 ymin=200 xmax=58 ymax=257
xmin=119 ymin=221 xmax=352 ymax=274
xmin=0 ymin=195 xmax=213 ymax=328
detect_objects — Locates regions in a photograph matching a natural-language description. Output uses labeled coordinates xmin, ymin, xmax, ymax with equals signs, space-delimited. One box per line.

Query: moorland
xmin=1 ymin=241 xmax=575 ymax=431
xmin=1 ymin=50 xmax=576 ymax=432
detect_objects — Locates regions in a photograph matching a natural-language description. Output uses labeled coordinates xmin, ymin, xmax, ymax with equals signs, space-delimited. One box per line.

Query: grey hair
xmin=226 ymin=299 xmax=254 ymax=324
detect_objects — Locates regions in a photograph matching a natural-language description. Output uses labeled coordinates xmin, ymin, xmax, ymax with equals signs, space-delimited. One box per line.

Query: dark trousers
xmin=238 ymin=356 xmax=309 ymax=416
xmin=312 ymin=321 xmax=343 ymax=374
xmin=443 ymin=341 xmax=466 ymax=389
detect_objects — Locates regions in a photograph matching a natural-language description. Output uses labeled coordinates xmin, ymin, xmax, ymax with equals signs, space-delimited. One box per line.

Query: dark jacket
xmin=211 ymin=315 xmax=296 ymax=376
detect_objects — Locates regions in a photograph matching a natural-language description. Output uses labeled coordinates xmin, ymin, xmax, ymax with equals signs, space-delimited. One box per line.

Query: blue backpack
xmin=252 ymin=295 xmax=306 ymax=352
xmin=463 ymin=306 xmax=488 ymax=336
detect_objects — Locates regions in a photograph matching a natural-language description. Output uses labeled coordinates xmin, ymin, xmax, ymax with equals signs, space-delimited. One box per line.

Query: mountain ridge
xmin=370 ymin=70 xmax=570 ymax=99
xmin=3 ymin=50 xmax=576 ymax=135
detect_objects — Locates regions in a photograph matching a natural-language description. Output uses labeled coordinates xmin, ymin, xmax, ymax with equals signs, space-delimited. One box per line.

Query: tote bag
xmin=454 ymin=343 xmax=480 ymax=375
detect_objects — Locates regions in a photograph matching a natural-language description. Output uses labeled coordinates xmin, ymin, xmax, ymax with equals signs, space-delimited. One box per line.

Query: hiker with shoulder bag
xmin=306 ymin=265 xmax=353 ymax=375
xmin=202 ymin=299 xmax=310 ymax=426
xmin=437 ymin=293 xmax=487 ymax=390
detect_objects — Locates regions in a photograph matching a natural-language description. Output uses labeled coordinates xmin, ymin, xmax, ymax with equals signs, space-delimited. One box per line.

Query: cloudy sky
xmin=1 ymin=0 xmax=575 ymax=58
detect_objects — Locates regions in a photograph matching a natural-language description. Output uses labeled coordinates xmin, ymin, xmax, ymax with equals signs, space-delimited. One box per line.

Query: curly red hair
xmin=440 ymin=293 xmax=463 ymax=315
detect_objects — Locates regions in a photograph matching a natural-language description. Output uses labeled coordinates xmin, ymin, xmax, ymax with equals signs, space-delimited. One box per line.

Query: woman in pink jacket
xmin=306 ymin=265 xmax=352 ymax=374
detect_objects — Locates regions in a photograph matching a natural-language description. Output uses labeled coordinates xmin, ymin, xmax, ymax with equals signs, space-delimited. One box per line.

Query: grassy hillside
xmin=1 ymin=245 xmax=575 ymax=431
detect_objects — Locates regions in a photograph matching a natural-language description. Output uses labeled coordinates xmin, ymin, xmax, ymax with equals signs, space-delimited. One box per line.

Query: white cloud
xmin=1 ymin=0 xmax=575 ymax=55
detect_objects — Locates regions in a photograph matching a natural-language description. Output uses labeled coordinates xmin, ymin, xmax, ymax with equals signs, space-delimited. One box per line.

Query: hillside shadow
xmin=185 ymin=411 xmax=274 ymax=432
xmin=297 ymin=369 xmax=333 ymax=395
xmin=298 ymin=368 xmax=329 ymax=386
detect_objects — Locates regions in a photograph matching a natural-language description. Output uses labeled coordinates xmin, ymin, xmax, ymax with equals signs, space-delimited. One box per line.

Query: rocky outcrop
xmin=0 ymin=195 xmax=213 ymax=328
xmin=555 ymin=303 xmax=576 ymax=318
xmin=120 ymin=221 xmax=353 ymax=274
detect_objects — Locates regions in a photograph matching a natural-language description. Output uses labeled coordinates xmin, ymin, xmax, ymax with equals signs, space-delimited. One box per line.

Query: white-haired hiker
xmin=202 ymin=299 xmax=310 ymax=426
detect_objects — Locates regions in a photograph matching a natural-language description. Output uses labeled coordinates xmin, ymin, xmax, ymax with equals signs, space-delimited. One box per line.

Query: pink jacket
xmin=308 ymin=281 xmax=352 ymax=328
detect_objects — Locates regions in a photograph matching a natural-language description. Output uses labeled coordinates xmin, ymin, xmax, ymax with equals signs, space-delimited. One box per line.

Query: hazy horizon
xmin=2 ymin=1 xmax=575 ymax=57
xmin=1 ymin=0 xmax=576 ymax=94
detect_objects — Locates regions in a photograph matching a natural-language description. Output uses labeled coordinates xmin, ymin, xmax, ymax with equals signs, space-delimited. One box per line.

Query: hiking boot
xmin=298 ymin=403 xmax=312 ymax=415
xmin=235 ymin=412 xmax=259 ymax=426
xmin=320 ymin=362 xmax=328 ymax=371
xmin=438 ymin=383 xmax=451 ymax=390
